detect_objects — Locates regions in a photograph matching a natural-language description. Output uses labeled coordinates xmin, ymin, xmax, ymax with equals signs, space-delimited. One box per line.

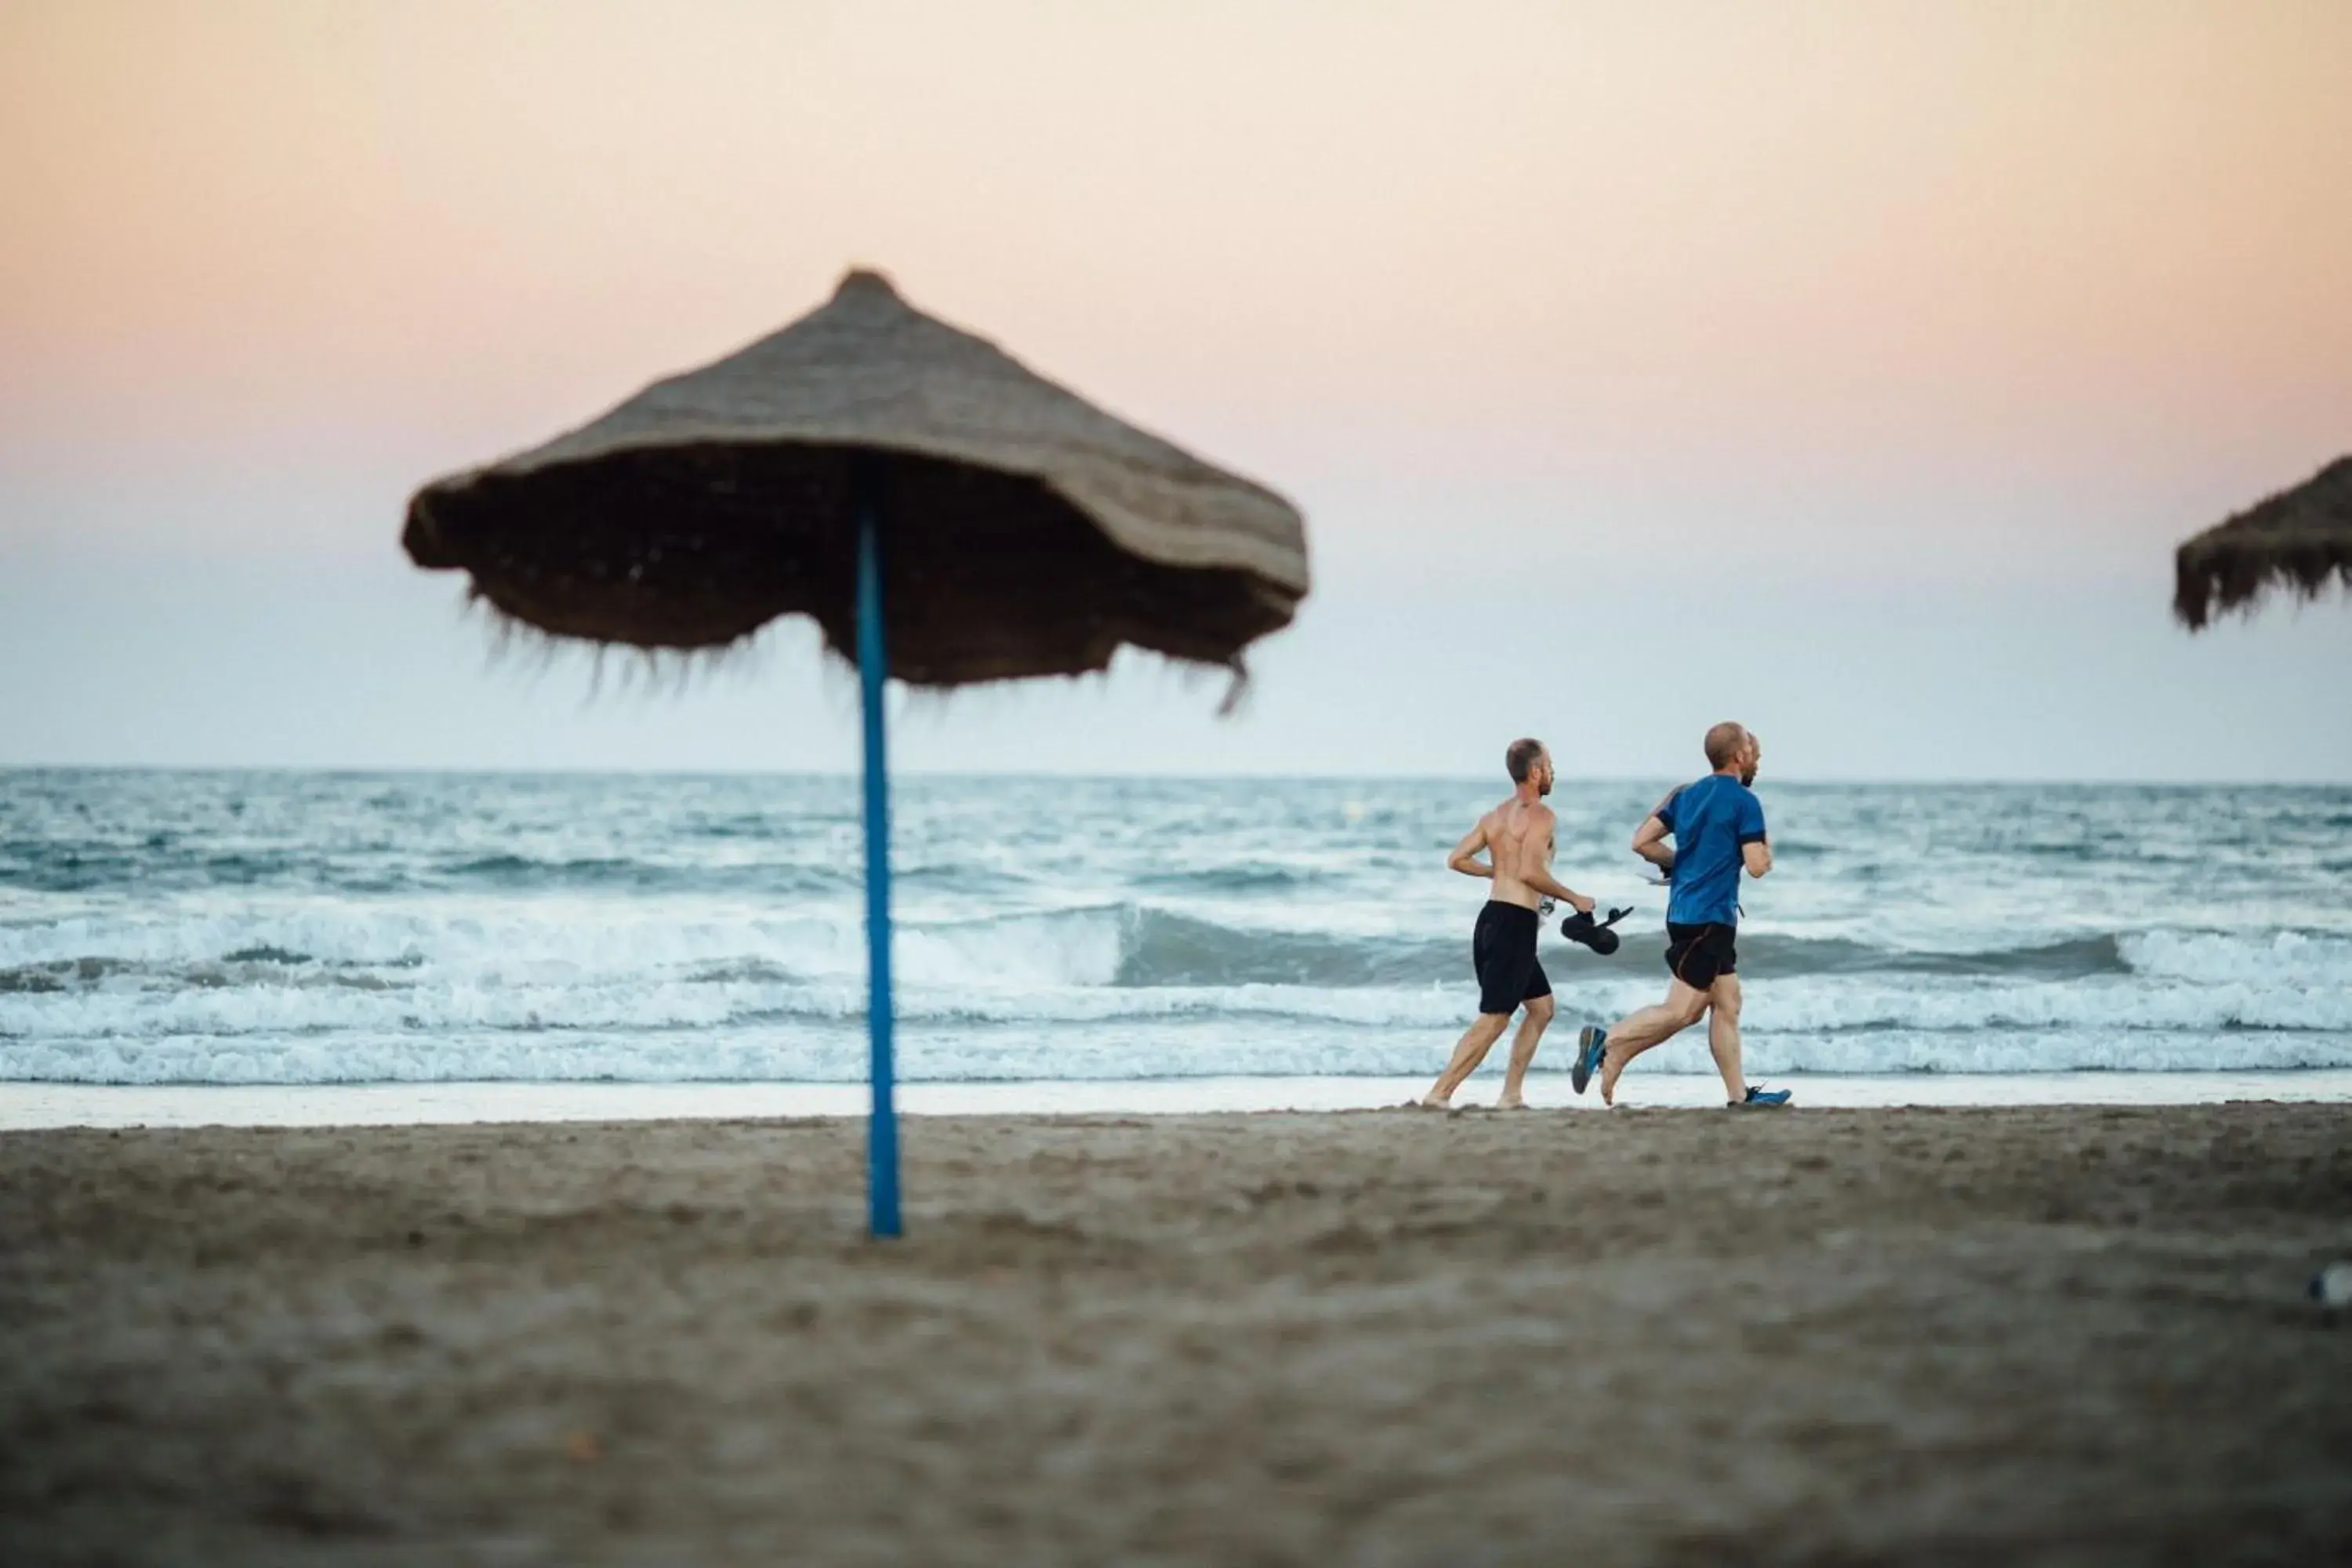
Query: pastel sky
xmin=4 ymin=0 xmax=2349 ymax=779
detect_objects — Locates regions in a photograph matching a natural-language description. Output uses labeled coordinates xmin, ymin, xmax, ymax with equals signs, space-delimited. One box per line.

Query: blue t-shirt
xmin=1657 ymin=774 xmax=1767 ymax=927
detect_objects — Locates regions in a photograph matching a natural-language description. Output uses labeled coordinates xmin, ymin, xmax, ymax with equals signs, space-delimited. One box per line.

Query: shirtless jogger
xmin=1419 ymin=739 xmax=1597 ymax=1110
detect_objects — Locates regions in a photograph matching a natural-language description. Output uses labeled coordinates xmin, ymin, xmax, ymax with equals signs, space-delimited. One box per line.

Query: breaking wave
xmin=2 ymin=903 xmax=2340 ymax=995
xmin=3 ymin=905 xmax=2349 ymax=1083
xmin=6 ymin=771 xmax=2347 ymax=1086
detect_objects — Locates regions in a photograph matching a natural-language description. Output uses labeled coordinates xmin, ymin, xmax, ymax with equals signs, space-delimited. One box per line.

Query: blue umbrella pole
xmin=855 ymin=475 xmax=901 ymax=1239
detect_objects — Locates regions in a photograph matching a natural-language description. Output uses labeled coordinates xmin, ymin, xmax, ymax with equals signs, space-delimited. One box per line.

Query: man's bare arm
xmin=1632 ymin=814 xmax=1675 ymax=875
xmin=1526 ymin=866 xmax=1595 ymax=914
xmin=1446 ymin=823 xmax=1493 ymax=879
xmin=1511 ymin=818 xmax=1589 ymax=912
xmin=1743 ymin=839 xmax=1773 ymax=878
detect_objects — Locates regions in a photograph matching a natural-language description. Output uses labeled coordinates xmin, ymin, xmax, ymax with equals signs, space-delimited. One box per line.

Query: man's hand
xmin=1526 ymin=869 xmax=1595 ymax=915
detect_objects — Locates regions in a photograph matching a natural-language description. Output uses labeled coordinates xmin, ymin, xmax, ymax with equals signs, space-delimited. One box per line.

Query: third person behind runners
xmin=1571 ymin=723 xmax=1790 ymax=1109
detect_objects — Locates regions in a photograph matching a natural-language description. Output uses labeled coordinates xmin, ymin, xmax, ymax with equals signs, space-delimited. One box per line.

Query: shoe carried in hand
xmin=1559 ymin=906 xmax=1634 ymax=955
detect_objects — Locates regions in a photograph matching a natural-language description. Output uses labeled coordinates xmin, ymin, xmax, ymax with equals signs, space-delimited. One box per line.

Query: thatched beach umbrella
xmin=2173 ymin=455 xmax=2352 ymax=629
xmin=404 ymin=269 xmax=1308 ymax=1235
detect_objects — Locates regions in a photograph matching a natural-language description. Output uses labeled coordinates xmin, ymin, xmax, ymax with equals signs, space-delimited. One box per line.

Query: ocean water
xmin=2 ymin=771 xmax=2348 ymax=1091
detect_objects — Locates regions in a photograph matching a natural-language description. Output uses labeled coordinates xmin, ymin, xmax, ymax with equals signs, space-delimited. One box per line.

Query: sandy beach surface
xmin=4 ymin=1105 xmax=2348 ymax=1565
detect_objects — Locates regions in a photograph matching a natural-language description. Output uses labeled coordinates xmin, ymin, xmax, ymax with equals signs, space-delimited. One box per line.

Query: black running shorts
xmin=1664 ymin=920 xmax=1738 ymax=990
xmin=1472 ymin=902 xmax=1551 ymax=1016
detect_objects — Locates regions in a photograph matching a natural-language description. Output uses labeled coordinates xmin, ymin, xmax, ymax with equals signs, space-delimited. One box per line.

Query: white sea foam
xmin=2119 ymin=929 xmax=2352 ymax=985
xmin=0 ymin=902 xmax=1127 ymax=990
xmin=4 ymin=959 xmax=2352 ymax=1044
xmin=8 ymin=906 xmax=2349 ymax=992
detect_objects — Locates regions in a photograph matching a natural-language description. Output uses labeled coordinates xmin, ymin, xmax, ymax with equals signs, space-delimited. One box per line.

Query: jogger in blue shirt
xmin=1570 ymin=722 xmax=1791 ymax=1109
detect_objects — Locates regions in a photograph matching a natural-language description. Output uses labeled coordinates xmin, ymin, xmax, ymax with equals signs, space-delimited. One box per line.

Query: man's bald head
xmin=1704 ymin=722 xmax=1750 ymax=771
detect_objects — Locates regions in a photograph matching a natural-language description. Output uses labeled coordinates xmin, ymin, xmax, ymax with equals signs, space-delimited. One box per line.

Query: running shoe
xmin=1730 ymin=1084 xmax=1792 ymax=1109
xmin=1572 ymin=1025 xmax=1607 ymax=1095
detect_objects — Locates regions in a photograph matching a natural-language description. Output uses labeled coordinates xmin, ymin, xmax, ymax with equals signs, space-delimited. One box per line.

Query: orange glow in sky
xmin=6 ymin=1 xmax=2347 ymax=535
xmin=2 ymin=2 xmax=2350 ymax=777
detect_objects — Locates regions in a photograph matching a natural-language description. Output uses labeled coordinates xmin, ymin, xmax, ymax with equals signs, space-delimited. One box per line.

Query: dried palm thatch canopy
xmin=2173 ymin=455 xmax=2352 ymax=630
xmin=403 ymin=269 xmax=1308 ymax=684
xmin=404 ymin=269 xmax=1309 ymax=1237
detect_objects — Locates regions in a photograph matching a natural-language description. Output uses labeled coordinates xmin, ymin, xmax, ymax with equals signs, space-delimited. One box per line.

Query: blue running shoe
xmin=1572 ymin=1025 xmax=1607 ymax=1095
xmin=1732 ymin=1084 xmax=1792 ymax=1109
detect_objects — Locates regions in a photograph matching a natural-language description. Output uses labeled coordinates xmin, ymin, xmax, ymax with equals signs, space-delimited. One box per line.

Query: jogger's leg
xmin=1497 ymin=994 xmax=1556 ymax=1108
xmin=1597 ymin=981 xmax=1711 ymax=1104
xmin=1424 ymin=1011 xmax=1512 ymax=1106
xmin=1704 ymin=975 xmax=1745 ymax=1104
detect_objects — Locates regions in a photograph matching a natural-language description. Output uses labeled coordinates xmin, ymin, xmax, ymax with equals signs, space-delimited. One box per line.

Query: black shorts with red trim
xmin=1664 ymin=921 xmax=1738 ymax=990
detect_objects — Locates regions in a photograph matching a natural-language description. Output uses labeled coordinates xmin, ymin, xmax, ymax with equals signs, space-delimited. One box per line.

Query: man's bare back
xmin=1476 ymin=796 xmax=1559 ymax=912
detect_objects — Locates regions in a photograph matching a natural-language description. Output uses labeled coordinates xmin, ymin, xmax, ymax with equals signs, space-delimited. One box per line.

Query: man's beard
xmin=1740 ymin=766 xmax=1757 ymax=786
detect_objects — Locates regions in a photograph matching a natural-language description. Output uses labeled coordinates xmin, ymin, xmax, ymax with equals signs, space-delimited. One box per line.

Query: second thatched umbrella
xmin=405 ymin=269 xmax=1309 ymax=1234
xmin=2173 ymin=455 xmax=2352 ymax=629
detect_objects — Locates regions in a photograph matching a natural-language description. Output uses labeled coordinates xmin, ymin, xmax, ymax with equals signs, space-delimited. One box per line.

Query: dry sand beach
xmin=5 ymin=1105 xmax=2350 ymax=1565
